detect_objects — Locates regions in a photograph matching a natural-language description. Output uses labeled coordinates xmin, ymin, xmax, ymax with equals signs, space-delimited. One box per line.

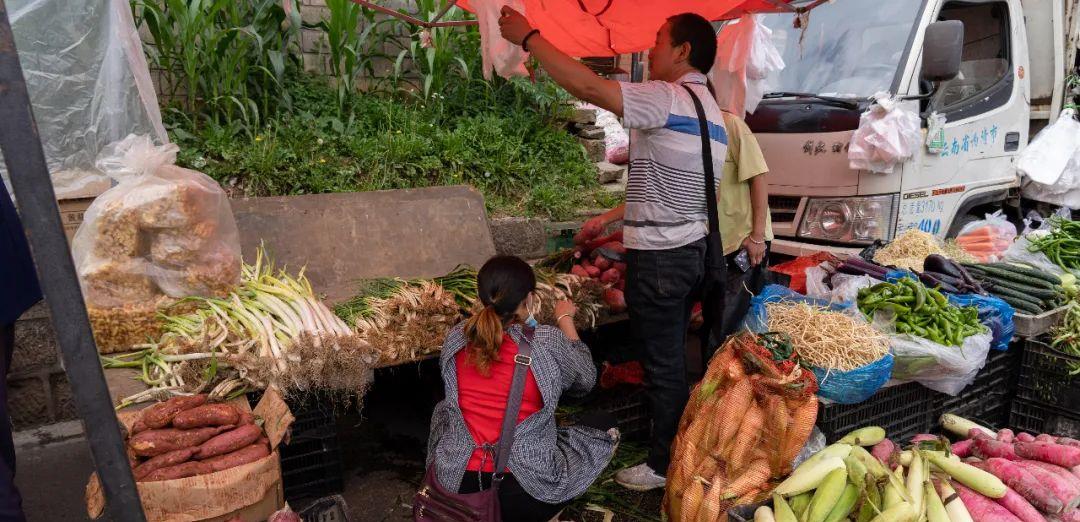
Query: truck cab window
xmin=930 ymin=2 xmax=1012 ymax=116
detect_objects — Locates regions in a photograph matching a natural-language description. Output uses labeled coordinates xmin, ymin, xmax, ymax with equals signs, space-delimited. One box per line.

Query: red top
xmin=455 ymin=334 xmax=544 ymax=472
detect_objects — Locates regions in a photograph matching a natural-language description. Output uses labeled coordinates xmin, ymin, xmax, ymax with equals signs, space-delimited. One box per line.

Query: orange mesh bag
xmin=664 ymin=332 xmax=819 ymax=521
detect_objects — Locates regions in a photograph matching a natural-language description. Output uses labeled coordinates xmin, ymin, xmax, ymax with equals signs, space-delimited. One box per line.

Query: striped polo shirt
xmin=619 ymin=72 xmax=728 ymax=251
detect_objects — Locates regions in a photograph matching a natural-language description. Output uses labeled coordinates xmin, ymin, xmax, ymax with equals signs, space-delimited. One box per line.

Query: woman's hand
xmin=554 ymin=300 xmax=580 ymax=341
xmin=741 ymin=236 xmax=767 ymax=267
xmin=498 ymin=6 xmax=533 ymax=45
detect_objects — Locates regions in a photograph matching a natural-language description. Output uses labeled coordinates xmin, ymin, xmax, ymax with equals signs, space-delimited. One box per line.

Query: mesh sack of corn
xmin=663 ymin=332 xmax=819 ymax=521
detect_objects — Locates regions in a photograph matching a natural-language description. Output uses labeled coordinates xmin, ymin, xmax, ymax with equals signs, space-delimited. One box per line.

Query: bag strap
xmin=491 ymin=326 xmax=535 ymax=485
xmin=681 ymin=84 xmax=724 ymax=268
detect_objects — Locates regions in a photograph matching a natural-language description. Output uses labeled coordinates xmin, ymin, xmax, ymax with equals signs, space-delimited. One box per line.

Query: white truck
xmin=749 ymin=0 xmax=1080 ymax=257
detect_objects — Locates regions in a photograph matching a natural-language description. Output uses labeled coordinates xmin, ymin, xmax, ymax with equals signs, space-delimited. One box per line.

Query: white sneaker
xmin=614 ymin=463 xmax=667 ymax=491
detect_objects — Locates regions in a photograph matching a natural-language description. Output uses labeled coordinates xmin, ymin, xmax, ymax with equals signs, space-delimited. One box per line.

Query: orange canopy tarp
xmin=458 ymin=0 xmax=793 ymax=57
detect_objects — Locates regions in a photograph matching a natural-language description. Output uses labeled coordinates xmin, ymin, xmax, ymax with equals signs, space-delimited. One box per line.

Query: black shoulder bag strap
xmin=491 ymin=326 xmax=535 ymax=487
xmin=681 ymin=84 xmax=727 ymax=353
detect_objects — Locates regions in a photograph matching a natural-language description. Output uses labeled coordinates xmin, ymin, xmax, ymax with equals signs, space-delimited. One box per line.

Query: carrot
xmin=779 ymin=397 xmax=818 ymax=467
xmin=953 ymin=482 xmax=1023 ymax=522
xmin=728 ymin=403 xmax=766 ymax=473
xmin=722 ymin=459 xmax=770 ymax=500
xmin=996 ymin=487 xmax=1049 ymax=522
xmin=1015 ymin=461 xmax=1080 ymax=510
xmin=981 ymin=458 xmax=1065 ymax=514
xmin=1016 ymin=442 xmax=1080 ymax=468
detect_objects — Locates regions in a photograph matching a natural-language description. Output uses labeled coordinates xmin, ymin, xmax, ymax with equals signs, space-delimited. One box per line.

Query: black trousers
xmin=458 ymin=411 xmax=616 ymax=522
xmin=624 ymin=240 xmax=706 ymax=475
xmin=0 ymin=325 xmax=24 ymax=522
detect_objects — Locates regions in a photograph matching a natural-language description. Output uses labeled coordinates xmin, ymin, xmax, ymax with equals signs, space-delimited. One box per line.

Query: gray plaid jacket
xmin=426 ymin=323 xmax=618 ymax=504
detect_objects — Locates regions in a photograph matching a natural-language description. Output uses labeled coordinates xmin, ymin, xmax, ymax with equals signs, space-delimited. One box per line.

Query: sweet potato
xmin=195 ymin=425 xmax=262 ymax=460
xmin=129 ymin=425 xmax=233 ymax=457
xmin=570 ymin=265 xmax=589 ymax=278
xmin=237 ymin=410 xmax=255 ymax=426
xmin=602 ymin=288 xmax=626 ymax=313
xmin=1016 ymin=442 xmax=1080 ymax=468
xmin=130 ymin=419 xmax=149 ymax=435
xmin=599 ymin=267 xmax=620 ymax=284
xmin=582 ymin=263 xmax=601 ymax=278
xmin=172 ymin=403 xmax=240 ymax=429
xmin=201 ymin=442 xmax=270 ymax=473
xmin=133 ymin=448 xmax=197 ymax=480
xmin=141 ymin=460 xmax=210 ymax=482
xmin=592 ymin=255 xmax=612 ymax=271
xmin=140 ymin=394 xmax=207 ymax=429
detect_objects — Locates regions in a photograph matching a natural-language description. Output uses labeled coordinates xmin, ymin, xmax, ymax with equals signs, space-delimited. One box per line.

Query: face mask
xmin=524 ymin=294 xmax=539 ymax=328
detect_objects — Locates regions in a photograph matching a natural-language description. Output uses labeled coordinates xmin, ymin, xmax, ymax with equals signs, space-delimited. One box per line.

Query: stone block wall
xmin=9 ymin=303 xmax=76 ymax=430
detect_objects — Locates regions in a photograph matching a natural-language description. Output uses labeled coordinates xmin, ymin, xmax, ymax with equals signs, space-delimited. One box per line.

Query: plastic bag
xmin=1017 ymin=109 xmax=1080 ymax=185
xmin=848 ymin=93 xmax=921 ymax=174
xmin=474 ymin=0 xmax=529 ymax=80
xmin=0 ymin=0 xmax=166 ymax=199
xmin=954 ymin=210 xmax=1017 ymax=263
xmin=74 ymin=135 xmax=241 ymax=310
xmin=804 ymin=263 xmax=878 ymax=304
xmin=886 ymin=329 xmax=992 ymax=396
xmin=595 ymin=108 xmax=629 ymax=165
xmin=1004 ymin=207 xmax=1073 ymax=277
xmin=710 ymin=15 xmax=784 ymax=117
xmin=770 ymin=252 xmax=837 ymax=294
xmin=947 ymin=293 xmax=1014 ymax=352
xmin=743 ymin=285 xmax=893 ymax=404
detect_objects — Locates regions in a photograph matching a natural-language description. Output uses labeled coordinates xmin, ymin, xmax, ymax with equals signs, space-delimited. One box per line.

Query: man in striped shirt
xmin=500 ymin=10 xmax=725 ymax=490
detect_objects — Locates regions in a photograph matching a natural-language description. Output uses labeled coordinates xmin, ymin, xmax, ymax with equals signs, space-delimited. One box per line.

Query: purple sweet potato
xmin=1016 ymin=442 xmax=1080 ymax=468
xmin=133 ymin=448 xmax=197 ymax=480
xmin=129 ymin=425 xmax=232 ymax=457
xmin=140 ymin=395 xmax=207 ymax=429
xmin=171 ymin=403 xmax=240 ymax=429
xmin=194 ymin=425 xmax=262 ymax=460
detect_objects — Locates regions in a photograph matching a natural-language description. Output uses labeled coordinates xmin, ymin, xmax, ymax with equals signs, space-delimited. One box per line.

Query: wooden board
xmin=231 ymin=186 xmax=496 ymax=303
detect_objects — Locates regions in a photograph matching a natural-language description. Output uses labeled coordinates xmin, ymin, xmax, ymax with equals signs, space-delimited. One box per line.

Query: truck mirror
xmin=921 ymin=20 xmax=964 ymax=82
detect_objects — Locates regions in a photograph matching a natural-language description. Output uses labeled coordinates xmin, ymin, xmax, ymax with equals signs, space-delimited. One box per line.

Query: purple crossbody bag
xmin=413 ymin=327 xmax=535 ymax=521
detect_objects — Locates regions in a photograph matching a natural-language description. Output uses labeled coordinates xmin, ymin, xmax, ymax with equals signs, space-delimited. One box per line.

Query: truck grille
xmin=769 ymin=195 xmax=802 ymax=224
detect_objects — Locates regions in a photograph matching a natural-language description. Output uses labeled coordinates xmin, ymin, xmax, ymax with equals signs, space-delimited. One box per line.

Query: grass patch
xmin=167 ymin=76 xmax=611 ymax=220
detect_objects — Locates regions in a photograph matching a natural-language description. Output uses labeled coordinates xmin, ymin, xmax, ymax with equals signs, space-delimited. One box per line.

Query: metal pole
xmin=0 ymin=2 xmax=146 ymax=520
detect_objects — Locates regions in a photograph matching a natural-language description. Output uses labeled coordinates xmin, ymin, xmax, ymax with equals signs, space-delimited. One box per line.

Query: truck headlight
xmin=798 ymin=195 xmax=898 ymax=244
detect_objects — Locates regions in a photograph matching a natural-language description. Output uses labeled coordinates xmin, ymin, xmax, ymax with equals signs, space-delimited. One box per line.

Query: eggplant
xmin=924 ymin=254 xmax=963 ymax=278
xmin=919 ymin=272 xmax=961 ymax=293
xmin=842 ymin=257 xmax=888 ymax=278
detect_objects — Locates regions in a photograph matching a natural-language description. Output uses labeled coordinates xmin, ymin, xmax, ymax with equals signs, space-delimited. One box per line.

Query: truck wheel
xmin=946 ymin=213 xmax=980 ymax=238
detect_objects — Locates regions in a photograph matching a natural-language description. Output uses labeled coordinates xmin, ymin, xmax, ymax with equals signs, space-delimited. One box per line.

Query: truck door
xmin=898 ymin=0 xmax=1028 ymax=237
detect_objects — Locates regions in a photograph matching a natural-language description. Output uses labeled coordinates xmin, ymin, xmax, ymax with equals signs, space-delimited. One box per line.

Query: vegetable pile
xmin=963 ymin=262 xmax=1069 ymax=316
xmin=941 ymin=413 xmax=1080 ymax=521
xmin=920 ymin=255 xmax=985 ymax=295
xmin=539 ymin=228 xmax=627 ymax=313
xmin=873 ymin=230 xmax=975 ymax=272
xmin=1028 ymin=216 xmax=1080 ymax=272
xmin=956 ymin=223 xmax=1014 ymax=263
xmin=1051 ymin=301 xmax=1080 ymax=376
xmin=665 ymin=332 xmax=820 ymax=520
xmin=765 ymin=421 xmax=1012 ymax=522
xmin=857 ymin=279 xmax=985 ymax=347
xmin=103 ymin=248 xmax=375 ymax=407
xmin=765 ymin=302 xmax=889 ymax=372
xmin=125 ymin=395 xmax=271 ymax=482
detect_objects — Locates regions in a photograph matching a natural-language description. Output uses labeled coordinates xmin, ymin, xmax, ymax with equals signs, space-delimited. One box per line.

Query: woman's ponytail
xmin=463 ymin=305 xmax=504 ymax=376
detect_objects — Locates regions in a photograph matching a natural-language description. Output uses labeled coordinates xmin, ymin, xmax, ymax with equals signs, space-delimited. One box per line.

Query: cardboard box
xmin=58 ymin=197 xmax=96 ymax=243
xmin=86 ymin=388 xmax=295 ymax=522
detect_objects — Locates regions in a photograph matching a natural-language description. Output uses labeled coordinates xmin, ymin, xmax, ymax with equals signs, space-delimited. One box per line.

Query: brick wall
xmin=10 ymin=304 xmax=75 ymax=430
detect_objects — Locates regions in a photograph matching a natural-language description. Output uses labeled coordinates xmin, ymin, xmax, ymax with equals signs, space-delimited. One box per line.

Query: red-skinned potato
xmin=613 ymin=262 xmax=627 ymax=274
xmin=593 ymin=255 xmax=612 ymax=271
xmin=570 ymin=265 xmax=589 ymax=278
xmin=600 ymin=268 xmax=620 ymax=284
xmin=603 ymin=288 xmax=627 ymax=313
xmin=583 ymin=264 xmax=601 ymax=278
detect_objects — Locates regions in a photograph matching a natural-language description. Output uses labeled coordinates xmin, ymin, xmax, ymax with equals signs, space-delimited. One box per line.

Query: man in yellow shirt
xmin=695 ymin=111 xmax=773 ymax=347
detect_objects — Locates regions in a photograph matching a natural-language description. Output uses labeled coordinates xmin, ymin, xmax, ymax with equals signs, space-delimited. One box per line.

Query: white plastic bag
xmin=0 ymin=0 xmax=166 ymax=199
xmin=474 ymin=0 xmax=528 ymax=80
xmin=1017 ymin=109 xmax=1080 ymax=185
xmin=848 ymin=93 xmax=921 ymax=174
xmin=886 ymin=330 xmax=992 ymax=395
xmin=954 ymin=210 xmax=1017 ymax=263
xmin=595 ymin=108 xmax=629 ymax=164
xmin=710 ymin=15 xmax=784 ymax=117
xmin=805 ymin=263 xmax=878 ymax=304
xmin=74 ymin=135 xmax=241 ymax=310
xmin=1004 ymin=207 xmax=1073 ymax=276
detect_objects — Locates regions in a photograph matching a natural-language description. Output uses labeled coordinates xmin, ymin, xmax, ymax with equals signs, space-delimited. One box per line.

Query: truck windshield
xmin=758 ymin=0 xmax=924 ymax=98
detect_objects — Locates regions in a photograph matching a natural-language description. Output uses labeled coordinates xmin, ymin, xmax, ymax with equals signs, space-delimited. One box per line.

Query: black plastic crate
xmin=606 ymin=388 xmax=649 ymax=441
xmin=816 ymin=381 xmax=937 ymax=443
xmin=1016 ymin=338 xmax=1080 ymax=411
xmin=933 ymin=346 xmax=1023 ymax=429
xmin=1010 ymin=398 xmax=1080 ymax=439
xmin=298 ymin=494 xmax=352 ymax=522
xmin=281 ymin=432 xmax=345 ymax=501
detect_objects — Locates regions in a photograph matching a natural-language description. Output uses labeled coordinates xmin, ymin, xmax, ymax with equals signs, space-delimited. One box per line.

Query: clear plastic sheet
xmin=948 ymin=293 xmax=1014 ymax=352
xmin=711 ymin=14 xmax=785 ymax=117
xmin=954 ymin=210 xmax=1017 ymax=263
xmin=73 ymin=135 xmax=241 ymax=309
xmin=1 ymin=0 xmax=166 ymax=198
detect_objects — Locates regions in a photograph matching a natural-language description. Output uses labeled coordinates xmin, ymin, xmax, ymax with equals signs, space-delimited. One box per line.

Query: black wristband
xmin=521 ymin=29 xmax=540 ymax=52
